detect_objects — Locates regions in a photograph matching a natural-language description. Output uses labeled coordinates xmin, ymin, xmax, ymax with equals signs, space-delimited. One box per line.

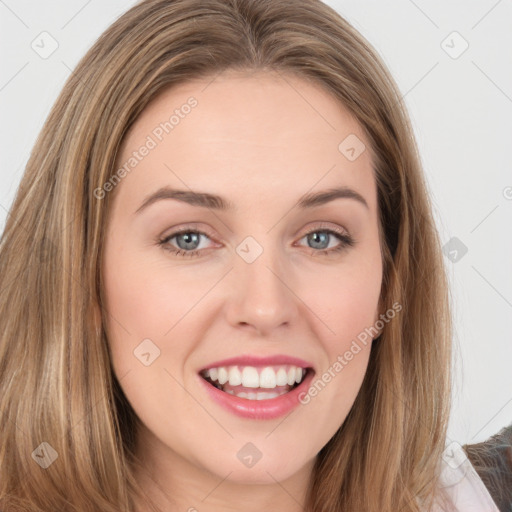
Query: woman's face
xmin=102 ymin=69 xmax=383 ymax=495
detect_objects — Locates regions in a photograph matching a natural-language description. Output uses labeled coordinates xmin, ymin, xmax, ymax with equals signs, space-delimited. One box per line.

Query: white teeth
xmin=230 ymin=389 xmax=288 ymax=400
xmin=202 ymin=364 xmax=308 ymax=389
xmin=228 ymin=366 xmax=242 ymax=386
xmin=276 ymin=368 xmax=288 ymax=386
xmin=217 ymin=367 xmax=229 ymax=385
xmin=259 ymin=367 xmax=277 ymax=388
xmin=256 ymin=391 xmax=280 ymax=400
xmin=241 ymin=367 xmax=259 ymax=388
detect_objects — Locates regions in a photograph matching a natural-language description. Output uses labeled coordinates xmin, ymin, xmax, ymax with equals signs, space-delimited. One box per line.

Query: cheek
xmin=301 ymin=261 xmax=382 ymax=346
xmin=102 ymin=251 xmax=202 ymax=345
xmin=101 ymin=254 xmax=196 ymax=420
xmin=295 ymin=258 xmax=381 ymax=410
xmin=101 ymin=246 xmax=216 ymax=391
xmin=102 ymin=249 xmax=165 ymax=379
xmin=298 ymin=272 xmax=377 ymax=436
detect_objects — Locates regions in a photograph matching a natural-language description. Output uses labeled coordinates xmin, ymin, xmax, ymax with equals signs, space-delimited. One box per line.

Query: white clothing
xmin=430 ymin=441 xmax=500 ymax=511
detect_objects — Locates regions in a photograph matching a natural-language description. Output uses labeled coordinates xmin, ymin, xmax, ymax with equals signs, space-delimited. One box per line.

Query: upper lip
xmin=199 ymin=354 xmax=315 ymax=373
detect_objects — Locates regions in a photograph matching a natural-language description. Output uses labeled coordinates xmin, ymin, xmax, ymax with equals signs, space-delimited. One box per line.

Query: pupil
xmin=308 ymin=232 xmax=328 ymax=249
xmin=177 ymin=232 xmax=200 ymax=250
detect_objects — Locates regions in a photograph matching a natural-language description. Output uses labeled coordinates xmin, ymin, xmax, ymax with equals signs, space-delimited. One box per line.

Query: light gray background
xmin=1 ymin=0 xmax=511 ymax=448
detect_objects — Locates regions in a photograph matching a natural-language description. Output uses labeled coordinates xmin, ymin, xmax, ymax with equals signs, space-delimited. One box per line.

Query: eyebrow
xmin=134 ymin=185 xmax=369 ymax=214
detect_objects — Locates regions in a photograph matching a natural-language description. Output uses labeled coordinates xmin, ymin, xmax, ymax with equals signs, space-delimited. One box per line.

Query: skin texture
xmin=101 ymin=69 xmax=383 ymax=512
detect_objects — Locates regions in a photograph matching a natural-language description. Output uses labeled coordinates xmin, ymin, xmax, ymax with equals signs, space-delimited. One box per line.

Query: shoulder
xmin=463 ymin=424 xmax=512 ymax=512
xmin=431 ymin=440 xmax=501 ymax=512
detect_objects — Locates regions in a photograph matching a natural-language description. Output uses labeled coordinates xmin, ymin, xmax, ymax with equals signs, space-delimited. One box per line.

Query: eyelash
xmin=158 ymin=224 xmax=355 ymax=259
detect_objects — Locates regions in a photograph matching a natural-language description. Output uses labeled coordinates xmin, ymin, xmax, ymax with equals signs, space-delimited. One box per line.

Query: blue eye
xmin=299 ymin=228 xmax=355 ymax=256
xmin=158 ymin=227 xmax=355 ymax=258
xmin=158 ymin=230 xmax=211 ymax=258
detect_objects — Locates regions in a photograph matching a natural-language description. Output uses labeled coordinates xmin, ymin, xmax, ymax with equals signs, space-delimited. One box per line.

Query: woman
xmin=0 ymin=0 xmax=509 ymax=510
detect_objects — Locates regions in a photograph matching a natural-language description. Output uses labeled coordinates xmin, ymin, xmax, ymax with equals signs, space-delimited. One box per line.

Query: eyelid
xmin=296 ymin=221 xmax=350 ymax=239
xmin=160 ymin=223 xmax=219 ymax=242
xmin=158 ymin=220 xmax=354 ymax=260
xmin=160 ymin=221 xmax=350 ymax=245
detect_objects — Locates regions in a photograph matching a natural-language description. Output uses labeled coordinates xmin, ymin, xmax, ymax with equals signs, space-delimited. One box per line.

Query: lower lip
xmin=198 ymin=369 xmax=316 ymax=420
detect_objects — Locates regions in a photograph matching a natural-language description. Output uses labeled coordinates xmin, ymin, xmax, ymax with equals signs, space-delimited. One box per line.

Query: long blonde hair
xmin=0 ymin=0 xmax=452 ymax=510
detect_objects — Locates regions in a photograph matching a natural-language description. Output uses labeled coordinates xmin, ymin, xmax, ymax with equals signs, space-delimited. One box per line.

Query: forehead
xmin=113 ymin=69 xmax=377 ymax=215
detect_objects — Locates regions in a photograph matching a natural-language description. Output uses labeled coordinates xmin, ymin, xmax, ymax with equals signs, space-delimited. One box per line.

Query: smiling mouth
xmin=200 ymin=366 xmax=313 ymax=401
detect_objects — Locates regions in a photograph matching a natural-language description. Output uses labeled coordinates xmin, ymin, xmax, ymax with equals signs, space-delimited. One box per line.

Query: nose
xmin=224 ymin=245 xmax=299 ymax=336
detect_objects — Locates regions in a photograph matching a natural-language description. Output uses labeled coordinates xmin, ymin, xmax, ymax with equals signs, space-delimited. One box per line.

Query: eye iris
xmin=177 ymin=232 xmax=200 ymax=250
xmin=167 ymin=229 xmax=342 ymax=255
xmin=308 ymin=232 xmax=329 ymax=250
